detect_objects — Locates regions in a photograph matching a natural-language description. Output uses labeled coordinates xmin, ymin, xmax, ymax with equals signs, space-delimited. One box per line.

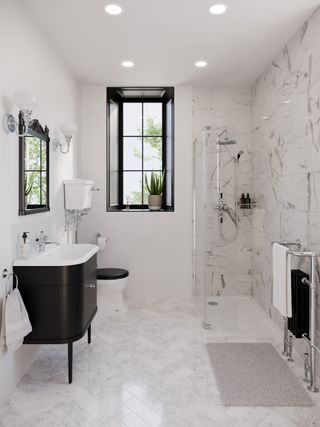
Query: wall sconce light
xmin=2 ymin=91 xmax=38 ymax=137
xmin=54 ymin=123 xmax=78 ymax=154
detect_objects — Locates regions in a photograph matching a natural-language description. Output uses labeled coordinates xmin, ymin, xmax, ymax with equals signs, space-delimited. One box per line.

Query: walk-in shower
xmin=193 ymin=124 xmax=248 ymax=329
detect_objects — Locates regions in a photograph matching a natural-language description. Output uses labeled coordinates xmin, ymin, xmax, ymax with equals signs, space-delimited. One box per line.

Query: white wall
xmin=0 ymin=0 xmax=79 ymax=404
xmin=79 ymin=86 xmax=193 ymax=299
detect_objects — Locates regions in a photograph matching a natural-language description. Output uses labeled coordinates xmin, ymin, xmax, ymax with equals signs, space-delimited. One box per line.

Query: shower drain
xmin=208 ymin=301 xmax=218 ymax=306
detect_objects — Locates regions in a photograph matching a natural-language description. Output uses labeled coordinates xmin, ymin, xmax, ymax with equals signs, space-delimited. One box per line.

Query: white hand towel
xmin=272 ymin=243 xmax=292 ymax=318
xmin=0 ymin=295 xmax=7 ymax=355
xmin=5 ymin=289 xmax=32 ymax=353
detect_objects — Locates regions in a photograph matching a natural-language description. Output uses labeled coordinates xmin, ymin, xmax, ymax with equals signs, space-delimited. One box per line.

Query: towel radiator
xmin=274 ymin=240 xmax=320 ymax=393
xmin=272 ymin=240 xmax=302 ymax=362
xmin=288 ymin=250 xmax=320 ymax=393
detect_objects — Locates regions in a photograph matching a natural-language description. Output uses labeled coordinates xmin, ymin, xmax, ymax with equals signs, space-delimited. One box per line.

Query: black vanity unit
xmin=13 ymin=254 xmax=97 ymax=384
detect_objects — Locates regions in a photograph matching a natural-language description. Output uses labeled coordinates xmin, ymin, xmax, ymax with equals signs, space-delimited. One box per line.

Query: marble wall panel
xmin=251 ymin=8 xmax=320 ymax=342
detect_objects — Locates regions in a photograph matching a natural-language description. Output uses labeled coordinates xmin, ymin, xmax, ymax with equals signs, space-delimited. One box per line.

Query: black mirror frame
xmin=18 ymin=114 xmax=50 ymax=215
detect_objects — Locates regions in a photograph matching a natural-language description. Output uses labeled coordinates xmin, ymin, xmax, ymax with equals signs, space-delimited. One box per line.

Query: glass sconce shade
xmin=54 ymin=123 xmax=78 ymax=154
xmin=60 ymin=123 xmax=78 ymax=137
xmin=13 ymin=91 xmax=38 ymax=111
xmin=2 ymin=91 xmax=37 ymax=136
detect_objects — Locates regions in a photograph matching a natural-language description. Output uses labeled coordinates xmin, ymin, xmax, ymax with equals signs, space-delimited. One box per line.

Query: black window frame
xmin=18 ymin=114 xmax=50 ymax=216
xmin=107 ymin=87 xmax=174 ymax=212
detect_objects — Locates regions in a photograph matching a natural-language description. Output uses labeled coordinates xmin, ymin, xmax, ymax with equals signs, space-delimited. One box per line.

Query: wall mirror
xmin=19 ymin=116 xmax=50 ymax=215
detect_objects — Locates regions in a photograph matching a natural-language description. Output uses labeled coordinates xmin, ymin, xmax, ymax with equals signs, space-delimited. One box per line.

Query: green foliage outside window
xmin=130 ymin=116 xmax=162 ymax=204
xmin=24 ymin=136 xmax=47 ymax=206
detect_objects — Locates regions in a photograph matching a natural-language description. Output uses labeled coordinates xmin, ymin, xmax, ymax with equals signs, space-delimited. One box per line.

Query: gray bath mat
xmin=206 ymin=343 xmax=313 ymax=407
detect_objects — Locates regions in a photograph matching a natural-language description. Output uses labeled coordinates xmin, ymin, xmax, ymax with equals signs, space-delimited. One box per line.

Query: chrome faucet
xmin=35 ymin=231 xmax=48 ymax=252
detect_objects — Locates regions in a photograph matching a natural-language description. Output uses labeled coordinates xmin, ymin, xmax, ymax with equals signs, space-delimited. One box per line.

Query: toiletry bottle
xmin=245 ymin=193 xmax=251 ymax=209
xmin=240 ymin=193 xmax=246 ymax=208
xmin=20 ymin=232 xmax=30 ymax=259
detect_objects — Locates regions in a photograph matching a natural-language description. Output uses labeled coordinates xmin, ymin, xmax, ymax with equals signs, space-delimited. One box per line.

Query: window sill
xmin=107 ymin=207 xmax=174 ymax=213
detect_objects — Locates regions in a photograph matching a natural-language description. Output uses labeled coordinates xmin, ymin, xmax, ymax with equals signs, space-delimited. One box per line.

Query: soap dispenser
xmin=245 ymin=193 xmax=251 ymax=209
xmin=20 ymin=231 xmax=30 ymax=259
xmin=240 ymin=193 xmax=246 ymax=208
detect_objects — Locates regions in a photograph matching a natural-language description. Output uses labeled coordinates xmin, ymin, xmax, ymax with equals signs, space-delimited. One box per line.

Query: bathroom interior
xmin=2 ymin=0 xmax=320 ymax=425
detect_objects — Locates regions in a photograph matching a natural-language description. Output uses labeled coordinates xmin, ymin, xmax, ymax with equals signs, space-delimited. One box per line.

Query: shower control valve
xmin=216 ymin=199 xmax=228 ymax=211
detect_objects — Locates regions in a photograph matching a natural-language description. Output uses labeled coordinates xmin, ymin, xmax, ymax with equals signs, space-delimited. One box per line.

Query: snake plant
xmin=145 ymin=171 xmax=165 ymax=195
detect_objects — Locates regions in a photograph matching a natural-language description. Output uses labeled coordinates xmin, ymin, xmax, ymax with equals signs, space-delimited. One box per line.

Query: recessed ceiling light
xmin=105 ymin=4 xmax=122 ymax=15
xmin=282 ymin=99 xmax=291 ymax=105
xmin=121 ymin=61 xmax=135 ymax=68
xmin=209 ymin=4 xmax=227 ymax=15
xmin=262 ymin=116 xmax=270 ymax=121
xmin=195 ymin=61 xmax=207 ymax=68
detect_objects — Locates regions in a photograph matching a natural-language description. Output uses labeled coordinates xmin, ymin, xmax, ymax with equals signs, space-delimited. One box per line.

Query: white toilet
xmin=97 ymin=268 xmax=129 ymax=316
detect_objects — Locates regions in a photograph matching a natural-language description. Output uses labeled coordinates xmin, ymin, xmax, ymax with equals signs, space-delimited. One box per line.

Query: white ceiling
xmin=21 ymin=0 xmax=320 ymax=86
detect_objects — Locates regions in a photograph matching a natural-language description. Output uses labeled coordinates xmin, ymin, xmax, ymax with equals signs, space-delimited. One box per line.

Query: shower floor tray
xmin=205 ymin=296 xmax=282 ymax=341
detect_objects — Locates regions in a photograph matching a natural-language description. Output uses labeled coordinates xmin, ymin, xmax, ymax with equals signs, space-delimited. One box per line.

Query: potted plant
xmin=145 ymin=171 xmax=164 ymax=211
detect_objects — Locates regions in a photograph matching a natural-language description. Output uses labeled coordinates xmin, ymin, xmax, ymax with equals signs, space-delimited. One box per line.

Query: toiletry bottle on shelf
xmin=20 ymin=231 xmax=30 ymax=259
xmin=240 ymin=193 xmax=246 ymax=208
xmin=245 ymin=193 xmax=251 ymax=209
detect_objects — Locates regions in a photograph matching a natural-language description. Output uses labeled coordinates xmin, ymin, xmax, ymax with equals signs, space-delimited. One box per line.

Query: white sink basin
xmin=13 ymin=244 xmax=99 ymax=267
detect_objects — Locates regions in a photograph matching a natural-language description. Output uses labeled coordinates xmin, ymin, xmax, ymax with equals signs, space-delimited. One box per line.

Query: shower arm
xmin=217 ymin=129 xmax=228 ymax=140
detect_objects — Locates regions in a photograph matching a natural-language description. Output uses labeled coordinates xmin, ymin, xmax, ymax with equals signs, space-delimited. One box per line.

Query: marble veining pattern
xmin=251 ymin=7 xmax=320 ymax=345
xmin=1 ymin=299 xmax=320 ymax=426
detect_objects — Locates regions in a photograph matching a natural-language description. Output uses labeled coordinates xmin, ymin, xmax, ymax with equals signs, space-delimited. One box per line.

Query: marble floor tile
xmin=123 ymin=411 xmax=151 ymax=427
xmin=1 ymin=298 xmax=320 ymax=427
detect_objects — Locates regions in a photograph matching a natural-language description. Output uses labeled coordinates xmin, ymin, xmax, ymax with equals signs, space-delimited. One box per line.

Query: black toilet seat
xmin=97 ymin=268 xmax=129 ymax=280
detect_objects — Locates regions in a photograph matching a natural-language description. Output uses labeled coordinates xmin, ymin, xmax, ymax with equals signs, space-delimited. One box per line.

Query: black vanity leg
xmin=68 ymin=342 xmax=73 ymax=384
xmin=88 ymin=324 xmax=91 ymax=344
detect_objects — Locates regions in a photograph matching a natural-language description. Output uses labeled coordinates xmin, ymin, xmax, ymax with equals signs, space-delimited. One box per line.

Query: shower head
xmin=217 ymin=138 xmax=237 ymax=146
xmin=216 ymin=129 xmax=237 ymax=146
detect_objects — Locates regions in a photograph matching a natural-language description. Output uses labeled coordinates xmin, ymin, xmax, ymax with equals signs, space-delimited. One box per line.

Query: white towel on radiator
xmin=272 ymin=243 xmax=292 ymax=318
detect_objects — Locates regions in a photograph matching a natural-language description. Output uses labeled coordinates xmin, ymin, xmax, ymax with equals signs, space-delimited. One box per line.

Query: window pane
xmin=123 ymin=172 xmax=142 ymax=205
xmin=25 ymin=136 xmax=40 ymax=170
xmin=143 ymin=103 xmax=162 ymax=136
xmin=41 ymin=140 xmax=47 ymax=170
xmin=26 ymin=172 xmax=41 ymax=205
xmin=143 ymin=172 xmax=151 ymax=205
xmin=123 ymin=103 xmax=142 ymax=136
xmin=143 ymin=137 xmax=162 ymax=170
xmin=123 ymin=137 xmax=142 ymax=170
xmin=166 ymin=99 xmax=173 ymax=206
xmin=110 ymin=99 xmax=119 ymax=206
xmin=41 ymin=172 xmax=47 ymax=205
